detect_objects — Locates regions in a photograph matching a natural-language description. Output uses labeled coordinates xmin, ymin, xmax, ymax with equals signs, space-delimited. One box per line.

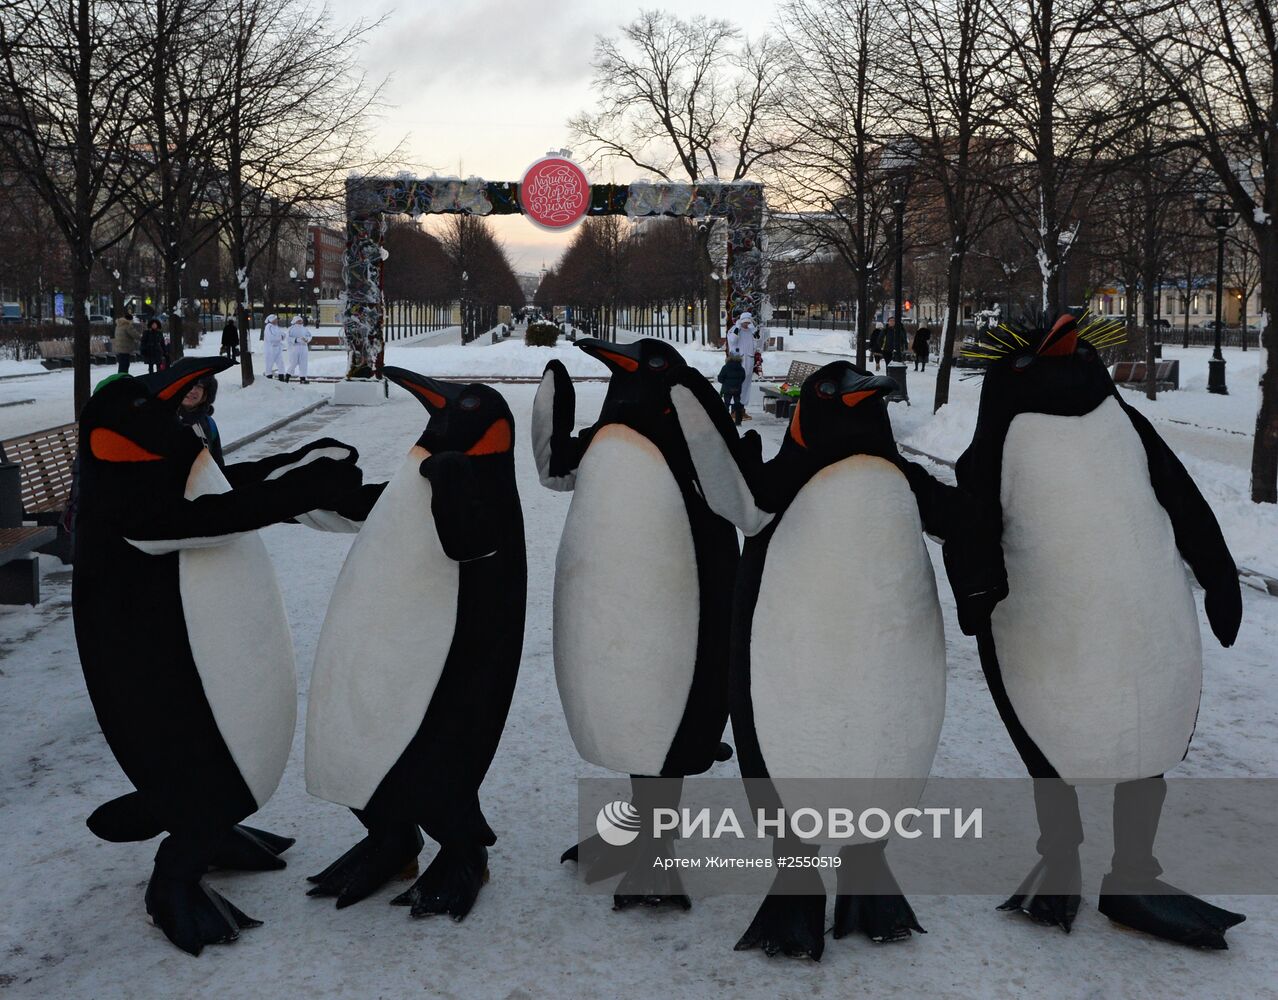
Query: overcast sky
xmin=326 ymin=0 xmax=779 ymax=272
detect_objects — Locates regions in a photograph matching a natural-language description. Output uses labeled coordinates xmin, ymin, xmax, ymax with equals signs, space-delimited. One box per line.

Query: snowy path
xmin=0 ymin=380 xmax=1274 ymax=998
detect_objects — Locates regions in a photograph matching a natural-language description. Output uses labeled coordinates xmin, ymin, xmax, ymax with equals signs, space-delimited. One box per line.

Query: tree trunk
xmin=72 ymin=261 xmax=91 ymax=416
xmin=933 ymin=251 xmax=966 ymax=412
xmin=1143 ymin=267 xmax=1158 ymax=402
xmin=1249 ymin=229 xmax=1278 ymax=502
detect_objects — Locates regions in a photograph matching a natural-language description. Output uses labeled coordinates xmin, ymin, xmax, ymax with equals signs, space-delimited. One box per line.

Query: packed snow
xmin=0 ymin=330 xmax=1274 ymax=997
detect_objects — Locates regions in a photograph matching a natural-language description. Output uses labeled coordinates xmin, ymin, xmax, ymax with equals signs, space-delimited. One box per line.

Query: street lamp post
xmin=199 ymin=278 xmax=209 ymax=335
xmin=461 ymin=270 xmax=470 ymax=343
xmin=885 ymin=171 xmax=910 ymax=403
xmin=785 ymin=280 xmax=796 ymax=351
xmin=1195 ymin=192 xmax=1238 ymax=395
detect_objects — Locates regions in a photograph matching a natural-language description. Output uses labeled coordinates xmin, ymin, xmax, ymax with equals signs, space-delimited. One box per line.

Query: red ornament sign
xmin=519 ymin=156 xmax=590 ymax=230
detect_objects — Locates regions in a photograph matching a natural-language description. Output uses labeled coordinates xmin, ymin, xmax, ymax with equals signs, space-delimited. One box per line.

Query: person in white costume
xmin=262 ymin=314 xmax=286 ymax=378
xmin=285 ymin=315 xmax=312 ymax=384
xmin=725 ymin=312 xmax=764 ymax=417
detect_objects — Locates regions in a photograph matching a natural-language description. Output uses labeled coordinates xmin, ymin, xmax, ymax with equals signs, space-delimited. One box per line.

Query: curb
xmin=224 ymin=398 xmax=330 ymax=455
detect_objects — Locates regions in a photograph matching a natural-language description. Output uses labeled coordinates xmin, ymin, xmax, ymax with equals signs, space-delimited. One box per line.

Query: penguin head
xmin=383 ymin=366 xmax=514 ymax=459
xmin=78 ymin=357 xmax=234 ymax=484
xmin=977 ymin=314 xmax=1115 ymax=416
xmin=783 ymin=362 xmax=899 ymax=462
xmin=576 ymin=337 xmax=688 ymax=422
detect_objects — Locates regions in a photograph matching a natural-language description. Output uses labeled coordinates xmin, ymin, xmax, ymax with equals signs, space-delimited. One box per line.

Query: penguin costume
xmin=304 ymin=368 xmax=526 ymax=921
xmin=532 ymin=338 xmax=737 ymax=908
xmin=72 ymin=357 xmax=364 ymax=955
xmin=668 ymin=361 xmax=1006 ymax=960
xmin=956 ymin=314 xmax=1245 ymax=948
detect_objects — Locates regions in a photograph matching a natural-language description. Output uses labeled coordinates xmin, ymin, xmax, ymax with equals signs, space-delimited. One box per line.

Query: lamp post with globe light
xmin=786 ymin=280 xmax=796 ymax=351
xmin=1194 ymin=191 xmax=1239 ymax=395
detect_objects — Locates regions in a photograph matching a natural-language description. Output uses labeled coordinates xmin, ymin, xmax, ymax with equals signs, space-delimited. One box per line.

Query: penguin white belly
xmin=554 ymin=425 xmax=699 ymax=775
xmin=991 ymin=397 xmax=1202 ymax=782
xmin=180 ymin=450 xmax=296 ymax=807
xmin=750 ymin=457 xmax=946 ymax=801
xmin=305 ymin=447 xmax=459 ymax=809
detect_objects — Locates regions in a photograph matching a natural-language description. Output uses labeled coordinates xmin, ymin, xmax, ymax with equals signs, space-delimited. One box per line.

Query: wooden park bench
xmin=309 ymin=334 xmax=344 ymax=350
xmin=0 ymin=526 xmax=58 ymax=604
xmin=1112 ymin=359 xmax=1179 ymax=391
xmin=38 ymin=337 xmax=116 ymax=369
xmin=760 ymin=360 xmax=822 ymax=419
xmin=0 ymin=422 xmax=78 ymax=564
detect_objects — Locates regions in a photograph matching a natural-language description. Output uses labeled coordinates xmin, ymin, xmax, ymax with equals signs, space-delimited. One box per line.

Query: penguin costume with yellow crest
xmin=957 ymin=314 xmax=1245 ymax=948
xmin=72 ymin=357 xmax=364 ymax=955
xmin=304 ymin=367 xmax=526 ymax=923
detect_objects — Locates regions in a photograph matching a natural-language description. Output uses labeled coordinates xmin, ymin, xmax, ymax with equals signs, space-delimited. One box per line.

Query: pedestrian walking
xmin=284 ymin=315 xmax=312 ymax=383
xmin=726 ymin=311 xmax=763 ymax=420
xmin=718 ymin=354 xmax=747 ymax=425
xmin=112 ymin=311 xmax=139 ymax=374
xmin=221 ymin=318 xmax=239 ymax=362
xmin=870 ymin=325 xmax=885 ymax=370
xmin=139 ymin=319 xmax=167 ymax=374
xmin=263 ymin=314 xmax=286 ymax=378
xmin=912 ymin=326 xmax=932 ymax=372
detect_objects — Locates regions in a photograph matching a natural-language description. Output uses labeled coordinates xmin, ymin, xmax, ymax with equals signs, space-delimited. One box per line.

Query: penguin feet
xmin=207 ymin=824 xmax=295 ymax=872
xmin=613 ymin=838 xmax=692 ymax=912
xmin=306 ymin=825 xmax=423 ymax=909
xmin=559 ymin=834 xmax=639 ymax=885
xmin=833 ymin=843 xmax=924 ymax=943
xmin=391 ymin=844 xmax=490 ymax=922
xmin=734 ymin=874 xmax=827 ymax=961
xmin=146 ymin=835 xmax=260 ymax=956
xmin=1097 ymin=875 xmax=1245 ymax=949
xmin=997 ymin=854 xmax=1082 ymax=933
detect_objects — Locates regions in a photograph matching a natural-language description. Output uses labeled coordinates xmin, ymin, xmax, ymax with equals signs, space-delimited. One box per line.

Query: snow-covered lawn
xmin=0 ymin=336 xmax=1274 ymax=997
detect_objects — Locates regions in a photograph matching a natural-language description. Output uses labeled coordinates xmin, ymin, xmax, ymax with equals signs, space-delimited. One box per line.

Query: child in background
xmin=718 ymin=354 xmax=747 ymax=425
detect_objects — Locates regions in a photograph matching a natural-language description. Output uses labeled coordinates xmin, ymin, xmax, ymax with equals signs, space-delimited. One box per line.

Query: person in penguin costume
xmin=304 ymin=367 xmax=526 ymax=921
xmin=956 ymin=314 xmax=1245 ymax=948
xmin=72 ymin=357 xmax=365 ymax=955
xmin=668 ymin=360 xmax=1006 ymax=960
xmin=532 ymin=337 xmax=737 ymax=909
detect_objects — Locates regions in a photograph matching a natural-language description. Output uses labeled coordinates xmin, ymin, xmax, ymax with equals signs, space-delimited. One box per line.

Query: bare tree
xmin=0 ymin=0 xmax=153 ymax=413
xmin=883 ymin=0 xmax=1005 ymax=410
xmin=766 ymin=0 xmax=893 ymax=367
xmin=220 ymin=0 xmax=389 ymax=385
xmin=1110 ymin=0 xmax=1277 ymax=501
xmin=570 ymin=11 xmax=789 ymax=344
xmin=986 ymin=0 xmax=1131 ymax=318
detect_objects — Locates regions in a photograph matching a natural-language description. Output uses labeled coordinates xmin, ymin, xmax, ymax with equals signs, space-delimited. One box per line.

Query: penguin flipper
xmin=532 ymin=360 xmax=584 ymax=490
xmin=224 ymin=437 xmax=359 ymax=488
xmin=419 ymin=454 xmax=498 ymax=562
xmin=668 ymin=374 xmax=774 ymax=535
xmin=1120 ymin=402 xmax=1241 ymax=646
xmin=293 ymin=482 xmax=387 ymax=533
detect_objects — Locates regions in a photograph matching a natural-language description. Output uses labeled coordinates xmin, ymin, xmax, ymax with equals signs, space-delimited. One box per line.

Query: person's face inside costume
xmin=181 ymin=385 xmax=205 ymax=411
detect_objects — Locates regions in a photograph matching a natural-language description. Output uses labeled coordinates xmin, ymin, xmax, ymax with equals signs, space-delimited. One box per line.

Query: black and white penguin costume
xmin=957 ymin=315 xmax=1245 ymax=948
xmin=72 ymin=357 xmax=364 ymax=955
xmin=532 ymin=337 xmax=737 ymax=908
xmin=305 ymin=368 xmax=526 ymax=921
xmin=669 ymin=361 xmax=1006 ymax=960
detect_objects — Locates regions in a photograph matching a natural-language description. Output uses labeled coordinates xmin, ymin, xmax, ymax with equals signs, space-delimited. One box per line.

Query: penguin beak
xmin=839 ymin=371 xmax=896 ymax=407
xmin=383 ymin=366 xmax=462 ymax=411
xmin=1038 ymin=314 xmax=1079 ymax=357
xmin=137 ymin=356 xmax=233 ymax=408
xmin=576 ymin=338 xmax=642 ymax=374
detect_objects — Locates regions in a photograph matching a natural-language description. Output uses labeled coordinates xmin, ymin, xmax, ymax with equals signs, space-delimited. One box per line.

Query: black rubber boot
xmin=833 ymin=840 xmax=924 ymax=942
xmin=145 ymin=832 xmax=261 ymax=956
xmin=391 ymin=843 xmax=490 ymax=921
xmin=998 ymin=778 xmax=1083 ymax=932
xmin=307 ymin=812 xmax=423 ymax=909
xmin=1097 ymin=776 xmax=1245 ymax=949
xmin=734 ymin=840 xmax=826 ymax=961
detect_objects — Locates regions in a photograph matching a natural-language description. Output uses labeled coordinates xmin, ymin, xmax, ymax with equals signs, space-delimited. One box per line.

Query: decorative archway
xmin=342 ymin=173 xmax=765 ymax=377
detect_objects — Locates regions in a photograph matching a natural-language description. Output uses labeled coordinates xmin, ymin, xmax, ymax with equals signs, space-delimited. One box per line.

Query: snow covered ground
xmin=0 ymin=333 xmax=1275 ymax=997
